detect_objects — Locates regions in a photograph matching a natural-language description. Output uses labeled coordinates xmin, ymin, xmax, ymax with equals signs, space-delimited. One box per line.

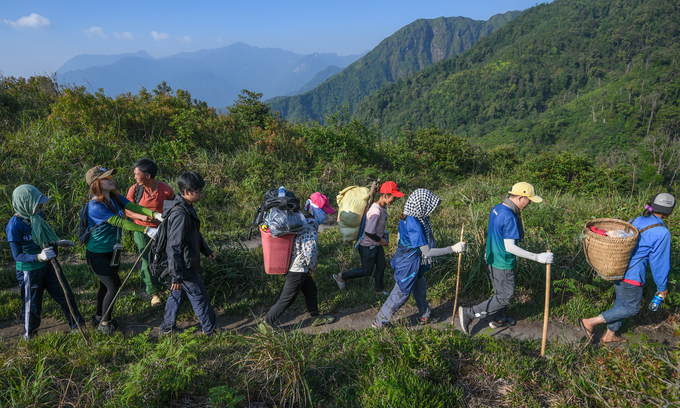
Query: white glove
xmin=145 ymin=227 xmax=158 ymax=240
xmin=37 ymin=247 xmax=56 ymax=262
xmin=535 ymin=252 xmax=554 ymax=264
xmin=451 ymin=242 xmax=467 ymax=253
xmin=153 ymin=212 xmax=164 ymax=222
xmin=56 ymin=240 xmax=75 ymax=249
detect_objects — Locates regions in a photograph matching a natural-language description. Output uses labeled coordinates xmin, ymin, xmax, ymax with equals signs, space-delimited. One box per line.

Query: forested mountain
xmin=354 ymin=0 xmax=680 ymax=155
xmin=268 ymin=11 xmax=521 ymax=123
xmin=57 ymin=42 xmax=363 ymax=108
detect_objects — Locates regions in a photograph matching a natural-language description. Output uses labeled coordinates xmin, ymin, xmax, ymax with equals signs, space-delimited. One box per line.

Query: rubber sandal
xmin=578 ymin=318 xmax=594 ymax=342
xmin=602 ymin=336 xmax=627 ymax=345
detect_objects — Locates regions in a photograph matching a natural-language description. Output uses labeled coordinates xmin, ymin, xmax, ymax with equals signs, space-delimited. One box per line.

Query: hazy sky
xmin=1 ymin=0 xmax=549 ymax=78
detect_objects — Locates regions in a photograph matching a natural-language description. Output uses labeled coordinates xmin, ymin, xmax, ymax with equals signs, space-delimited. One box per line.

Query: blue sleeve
xmin=118 ymin=195 xmax=130 ymax=206
xmin=6 ymin=218 xmax=23 ymax=242
xmin=649 ymin=231 xmax=671 ymax=292
xmin=88 ymin=200 xmax=117 ymax=225
xmin=405 ymin=217 xmax=427 ymax=248
xmin=500 ymin=213 xmax=521 ymax=240
xmin=9 ymin=241 xmax=39 ymax=263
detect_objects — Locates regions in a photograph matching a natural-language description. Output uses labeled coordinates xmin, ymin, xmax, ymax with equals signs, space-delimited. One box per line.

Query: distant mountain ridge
xmin=267 ymin=11 xmax=521 ymax=123
xmin=57 ymin=43 xmax=364 ymax=108
xmin=353 ymin=0 xmax=680 ymax=155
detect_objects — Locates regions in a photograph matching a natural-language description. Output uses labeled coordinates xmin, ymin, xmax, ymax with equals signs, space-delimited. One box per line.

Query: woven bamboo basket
xmin=583 ymin=218 xmax=639 ymax=281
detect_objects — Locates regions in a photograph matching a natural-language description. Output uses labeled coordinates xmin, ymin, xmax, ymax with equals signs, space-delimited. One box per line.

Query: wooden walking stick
xmin=451 ymin=224 xmax=465 ymax=325
xmin=541 ymin=250 xmax=552 ymax=357
xmin=43 ymin=243 xmax=89 ymax=345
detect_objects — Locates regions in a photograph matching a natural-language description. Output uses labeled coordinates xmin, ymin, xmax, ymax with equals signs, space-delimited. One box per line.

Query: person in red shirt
xmin=125 ymin=158 xmax=175 ymax=306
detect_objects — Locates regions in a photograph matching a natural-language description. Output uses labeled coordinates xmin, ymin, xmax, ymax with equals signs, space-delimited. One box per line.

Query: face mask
xmin=312 ymin=207 xmax=328 ymax=225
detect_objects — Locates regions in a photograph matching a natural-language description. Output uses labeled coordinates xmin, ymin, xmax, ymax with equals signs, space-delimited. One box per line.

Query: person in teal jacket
xmin=580 ymin=193 xmax=674 ymax=344
xmin=84 ymin=166 xmax=163 ymax=334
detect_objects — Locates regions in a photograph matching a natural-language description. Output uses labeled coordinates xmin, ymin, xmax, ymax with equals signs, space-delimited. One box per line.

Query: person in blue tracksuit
xmin=6 ymin=184 xmax=84 ymax=339
xmin=580 ymin=193 xmax=675 ymax=344
xmin=372 ymin=189 xmax=466 ymax=328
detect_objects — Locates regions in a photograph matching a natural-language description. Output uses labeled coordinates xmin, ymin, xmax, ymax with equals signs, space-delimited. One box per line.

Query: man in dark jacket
xmin=159 ymin=171 xmax=218 ymax=335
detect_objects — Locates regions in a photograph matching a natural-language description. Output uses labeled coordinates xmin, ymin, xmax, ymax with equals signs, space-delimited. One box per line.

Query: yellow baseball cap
xmin=509 ymin=182 xmax=543 ymax=203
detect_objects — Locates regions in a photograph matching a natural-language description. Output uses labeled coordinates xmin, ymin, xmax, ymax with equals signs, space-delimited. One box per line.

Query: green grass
xmin=0 ymin=324 xmax=677 ymax=407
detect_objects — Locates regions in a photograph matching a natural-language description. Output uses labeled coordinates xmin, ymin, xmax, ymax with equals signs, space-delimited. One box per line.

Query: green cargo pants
xmin=133 ymin=231 xmax=165 ymax=296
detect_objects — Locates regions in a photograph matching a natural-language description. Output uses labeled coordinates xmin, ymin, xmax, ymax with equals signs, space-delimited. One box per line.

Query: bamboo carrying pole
xmin=451 ymin=224 xmax=465 ymax=325
xmin=42 ymin=243 xmax=89 ymax=345
xmin=540 ymin=250 xmax=552 ymax=357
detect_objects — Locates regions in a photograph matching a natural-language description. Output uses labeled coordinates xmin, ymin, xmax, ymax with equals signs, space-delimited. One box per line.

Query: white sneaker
xmin=332 ymin=274 xmax=346 ymax=289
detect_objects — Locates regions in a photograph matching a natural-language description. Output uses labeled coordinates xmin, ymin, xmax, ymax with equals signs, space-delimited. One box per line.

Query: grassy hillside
xmin=354 ymin=0 xmax=680 ymax=156
xmin=268 ymin=11 xmax=521 ymax=123
xmin=1 ymin=75 xmax=680 ymax=406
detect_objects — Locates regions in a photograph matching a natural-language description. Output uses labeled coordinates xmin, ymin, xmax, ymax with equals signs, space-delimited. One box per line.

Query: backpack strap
xmin=639 ymin=223 xmax=665 ymax=234
xmin=134 ymin=184 xmax=145 ymax=204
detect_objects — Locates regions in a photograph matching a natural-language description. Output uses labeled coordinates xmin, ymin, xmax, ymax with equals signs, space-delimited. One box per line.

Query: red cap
xmin=379 ymin=181 xmax=404 ymax=197
xmin=310 ymin=192 xmax=335 ymax=214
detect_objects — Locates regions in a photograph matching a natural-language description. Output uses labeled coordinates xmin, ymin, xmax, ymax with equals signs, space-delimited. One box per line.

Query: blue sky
xmin=1 ymin=0 xmax=549 ymax=78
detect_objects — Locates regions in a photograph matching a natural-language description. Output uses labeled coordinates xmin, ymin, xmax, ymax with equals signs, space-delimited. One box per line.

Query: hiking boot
xmin=418 ymin=315 xmax=441 ymax=326
xmin=489 ymin=317 xmax=516 ymax=329
xmin=159 ymin=325 xmax=175 ymax=336
xmin=332 ymin=274 xmax=345 ymax=290
xmin=97 ymin=321 xmax=117 ymax=335
xmin=150 ymin=295 xmax=162 ymax=307
xmin=458 ymin=307 xmax=473 ymax=335
xmin=310 ymin=315 xmax=335 ymax=327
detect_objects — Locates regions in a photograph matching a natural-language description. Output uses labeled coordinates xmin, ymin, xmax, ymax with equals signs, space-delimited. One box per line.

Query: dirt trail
xmin=1 ymin=297 xmax=677 ymax=349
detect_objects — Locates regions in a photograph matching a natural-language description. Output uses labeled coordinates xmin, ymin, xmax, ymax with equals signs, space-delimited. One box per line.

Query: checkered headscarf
xmin=403 ymin=189 xmax=441 ymax=265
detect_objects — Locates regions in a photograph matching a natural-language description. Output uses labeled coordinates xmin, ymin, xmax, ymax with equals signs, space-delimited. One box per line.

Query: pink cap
xmin=310 ymin=192 xmax=335 ymax=214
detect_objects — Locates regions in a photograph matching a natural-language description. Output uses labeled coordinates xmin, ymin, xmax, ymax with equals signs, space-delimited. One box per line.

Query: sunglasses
xmin=102 ymin=175 xmax=112 ymax=180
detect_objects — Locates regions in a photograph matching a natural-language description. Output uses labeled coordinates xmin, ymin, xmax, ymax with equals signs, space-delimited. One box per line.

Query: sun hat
xmin=86 ymin=166 xmax=117 ymax=185
xmin=309 ymin=192 xmax=335 ymax=214
xmin=508 ymin=182 xmax=543 ymax=203
xmin=649 ymin=193 xmax=675 ymax=215
xmin=379 ymin=181 xmax=405 ymax=197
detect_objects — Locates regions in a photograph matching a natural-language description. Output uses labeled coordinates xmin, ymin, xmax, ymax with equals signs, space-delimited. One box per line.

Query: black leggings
xmin=86 ymin=251 xmax=121 ymax=322
xmin=265 ymin=272 xmax=319 ymax=326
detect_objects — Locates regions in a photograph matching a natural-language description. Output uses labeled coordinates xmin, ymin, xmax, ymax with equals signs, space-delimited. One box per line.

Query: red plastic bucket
xmin=261 ymin=228 xmax=295 ymax=274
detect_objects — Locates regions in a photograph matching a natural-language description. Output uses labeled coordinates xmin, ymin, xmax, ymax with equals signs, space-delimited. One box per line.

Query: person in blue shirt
xmin=84 ymin=166 xmax=163 ymax=334
xmin=6 ymin=184 xmax=84 ymax=339
xmin=372 ymin=189 xmax=466 ymax=328
xmin=580 ymin=193 xmax=675 ymax=344
xmin=459 ymin=182 xmax=553 ymax=335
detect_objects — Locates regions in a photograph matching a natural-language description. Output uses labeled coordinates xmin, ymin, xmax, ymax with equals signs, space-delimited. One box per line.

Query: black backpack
xmin=78 ymin=194 xmax=126 ymax=244
xmin=248 ymin=188 xmax=301 ymax=238
xmin=148 ymin=205 xmax=189 ymax=286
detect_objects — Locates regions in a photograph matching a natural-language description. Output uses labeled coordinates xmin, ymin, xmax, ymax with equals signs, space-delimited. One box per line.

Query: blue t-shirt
xmin=624 ymin=214 xmax=671 ymax=292
xmin=398 ymin=216 xmax=428 ymax=249
xmin=6 ymin=215 xmax=43 ymax=271
xmin=86 ymin=196 xmax=130 ymax=253
xmin=486 ymin=203 xmax=521 ymax=270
